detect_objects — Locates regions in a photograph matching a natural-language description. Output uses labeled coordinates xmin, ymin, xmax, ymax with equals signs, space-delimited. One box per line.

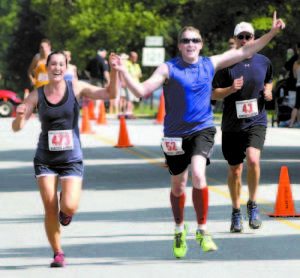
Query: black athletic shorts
xmin=163 ymin=127 xmax=216 ymax=176
xmin=222 ymin=125 xmax=266 ymax=166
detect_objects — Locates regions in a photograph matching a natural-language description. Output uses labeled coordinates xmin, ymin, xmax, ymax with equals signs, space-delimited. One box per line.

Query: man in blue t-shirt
xmin=212 ymin=22 xmax=273 ymax=233
xmin=111 ymin=13 xmax=284 ymax=259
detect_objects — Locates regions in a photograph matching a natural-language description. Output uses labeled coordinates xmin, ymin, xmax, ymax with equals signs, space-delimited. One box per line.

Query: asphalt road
xmin=0 ymin=115 xmax=300 ymax=278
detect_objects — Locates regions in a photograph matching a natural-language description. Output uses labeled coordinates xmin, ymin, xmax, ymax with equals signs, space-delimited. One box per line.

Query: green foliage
xmin=0 ymin=0 xmax=19 ymax=86
xmin=1 ymin=0 xmax=300 ymax=92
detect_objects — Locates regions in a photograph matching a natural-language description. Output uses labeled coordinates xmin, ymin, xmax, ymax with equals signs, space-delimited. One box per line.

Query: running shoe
xmin=59 ymin=192 xmax=72 ymax=226
xmin=50 ymin=251 xmax=65 ymax=267
xmin=195 ymin=229 xmax=218 ymax=251
xmin=247 ymin=201 xmax=262 ymax=229
xmin=230 ymin=212 xmax=244 ymax=233
xmin=173 ymin=223 xmax=188 ymax=259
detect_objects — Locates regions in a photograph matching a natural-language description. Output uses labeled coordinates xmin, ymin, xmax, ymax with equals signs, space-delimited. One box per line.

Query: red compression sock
xmin=192 ymin=187 xmax=208 ymax=224
xmin=170 ymin=191 xmax=186 ymax=224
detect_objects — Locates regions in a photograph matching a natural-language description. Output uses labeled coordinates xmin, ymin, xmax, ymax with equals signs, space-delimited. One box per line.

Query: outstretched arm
xmin=76 ymin=53 xmax=119 ymax=100
xmin=111 ymin=55 xmax=168 ymax=98
xmin=211 ymin=11 xmax=285 ymax=71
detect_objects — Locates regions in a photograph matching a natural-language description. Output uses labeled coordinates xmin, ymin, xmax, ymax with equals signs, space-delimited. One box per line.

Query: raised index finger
xmin=273 ymin=11 xmax=277 ymax=22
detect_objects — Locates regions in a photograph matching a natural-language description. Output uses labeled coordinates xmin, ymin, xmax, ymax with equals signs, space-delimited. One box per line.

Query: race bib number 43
xmin=161 ymin=137 xmax=185 ymax=156
xmin=48 ymin=130 xmax=74 ymax=151
xmin=235 ymin=99 xmax=258 ymax=118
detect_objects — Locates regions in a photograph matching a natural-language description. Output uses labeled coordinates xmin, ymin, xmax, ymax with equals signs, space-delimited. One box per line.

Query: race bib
xmin=235 ymin=99 xmax=258 ymax=118
xmin=48 ymin=130 xmax=74 ymax=151
xmin=37 ymin=73 xmax=48 ymax=82
xmin=161 ymin=137 xmax=185 ymax=156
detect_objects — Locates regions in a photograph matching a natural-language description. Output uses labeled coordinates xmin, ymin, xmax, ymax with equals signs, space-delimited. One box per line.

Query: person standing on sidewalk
xmin=212 ymin=22 xmax=274 ymax=233
xmin=111 ymin=12 xmax=284 ymax=258
xmin=12 ymin=51 xmax=119 ymax=267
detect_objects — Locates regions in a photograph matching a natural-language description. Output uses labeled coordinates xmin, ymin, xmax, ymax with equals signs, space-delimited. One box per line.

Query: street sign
xmin=142 ymin=47 xmax=165 ymax=67
xmin=145 ymin=36 xmax=164 ymax=46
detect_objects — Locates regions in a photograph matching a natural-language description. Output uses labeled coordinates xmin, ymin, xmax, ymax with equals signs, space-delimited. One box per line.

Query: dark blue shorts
xmin=34 ymin=158 xmax=84 ymax=179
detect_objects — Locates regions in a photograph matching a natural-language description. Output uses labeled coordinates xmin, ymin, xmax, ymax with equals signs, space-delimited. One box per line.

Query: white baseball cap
xmin=234 ymin=22 xmax=254 ymax=36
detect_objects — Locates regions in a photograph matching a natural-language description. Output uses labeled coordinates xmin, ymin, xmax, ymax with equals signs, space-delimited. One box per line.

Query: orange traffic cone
xmin=154 ymin=92 xmax=165 ymax=124
xmin=115 ymin=115 xmax=133 ymax=148
xmin=88 ymin=100 xmax=96 ymax=120
xmin=80 ymin=106 xmax=93 ymax=134
xmin=268 ymin=166 xmax=300 ymax=217
xmin=96 ymin=101 xmax=107 ymax=125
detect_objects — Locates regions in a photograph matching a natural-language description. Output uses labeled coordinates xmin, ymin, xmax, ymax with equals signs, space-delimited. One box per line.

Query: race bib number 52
xmin=48 ymin=130 xmax=74 ymax=151
xmin=161 ymin=137 xmax=185 ymax=156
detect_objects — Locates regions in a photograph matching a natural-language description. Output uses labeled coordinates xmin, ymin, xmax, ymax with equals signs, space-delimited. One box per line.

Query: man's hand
xmin=264 ymin=83 xmax=273 ymax=101
xmin=230 ymin=76 xmax=243 ymax=93
xmin=109 ymin=54 xmax=127 ymax=73
xmin=271 ymin=11 xmax=285 ymax=34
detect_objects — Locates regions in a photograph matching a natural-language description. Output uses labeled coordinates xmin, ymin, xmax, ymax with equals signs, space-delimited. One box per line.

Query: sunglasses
xmin=180 ymin=38 xmax=202 ymax=44
xmin=237 ymin=34 xmax=253 ymax=41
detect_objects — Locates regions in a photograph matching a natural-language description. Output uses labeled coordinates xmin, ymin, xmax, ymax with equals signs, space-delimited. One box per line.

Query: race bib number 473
xmin=48 ymin=130 xmax=74 ymax=151
xmin=161 ymin=137 xmax=184 ymax=156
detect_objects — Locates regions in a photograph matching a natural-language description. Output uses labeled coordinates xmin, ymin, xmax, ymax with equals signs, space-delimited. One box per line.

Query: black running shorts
xmin=222 ymin=125 xmax=266 ymax=166
xmin=163 ymin=127 xmax=216 ymax=176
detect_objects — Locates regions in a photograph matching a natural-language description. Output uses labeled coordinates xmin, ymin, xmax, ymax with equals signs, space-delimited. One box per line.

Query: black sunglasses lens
xmin=192 ymin=39 xmax=201 ymax=43
xmin=180 ymin=38 xmax=202 ymax=44
xmin=237 ymin=35 xmax=252 ymax=40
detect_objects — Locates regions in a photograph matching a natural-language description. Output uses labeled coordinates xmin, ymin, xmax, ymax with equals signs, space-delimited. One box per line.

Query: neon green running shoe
xmin=173 ymin=223 xmax=188 ymax=259
xmin=195 ymin=229 xmax=218 ymax=252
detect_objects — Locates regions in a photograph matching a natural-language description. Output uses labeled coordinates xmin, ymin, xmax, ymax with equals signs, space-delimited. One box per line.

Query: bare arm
xmin=84 ymin=70 xmax=91 ymax=80
xmin=264 ymin=82 xmax=273 ymax=101
xmin=73 ymin=65 xmax=78 ymax=80
xmin=75 ymin=53 xmax=119 ymax=100
xmin=112 ymin=57 xmax=168 ymax=98
xmin=212 ymin=76 xmax=243 ymax=100
xmin=293 ymin=62 xmax=300 ymax=79
xmin=104 ymin=70 xmax=110 ymax=86
xmin=211 ymin=11 xmax=285 ymax=71
xmin=27 ymin=54 xmax=39 ymax=85
xmin=12 ymin=91 xmax=38 ymax=132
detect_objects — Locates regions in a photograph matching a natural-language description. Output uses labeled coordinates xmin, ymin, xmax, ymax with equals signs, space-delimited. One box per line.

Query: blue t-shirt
xmin=163 ymin=57 xmax=215 ymax=137
xmin=212 ymin=54 xmax=273 ymax=132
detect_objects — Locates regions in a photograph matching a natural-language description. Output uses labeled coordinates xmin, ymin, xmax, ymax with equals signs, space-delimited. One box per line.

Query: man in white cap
xmin=212 ymin=21 xmax=274 ymax=233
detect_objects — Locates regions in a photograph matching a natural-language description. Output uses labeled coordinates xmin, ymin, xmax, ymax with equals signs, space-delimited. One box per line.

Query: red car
xmin=0 ymin=89 xmax=22 ymax=117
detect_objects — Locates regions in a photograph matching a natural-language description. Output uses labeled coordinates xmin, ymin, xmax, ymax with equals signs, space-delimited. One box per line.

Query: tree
xmin=5 ymin=0 xmax=47 ymax=93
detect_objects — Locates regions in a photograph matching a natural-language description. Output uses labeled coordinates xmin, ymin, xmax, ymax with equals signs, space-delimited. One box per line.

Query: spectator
xmin=124 ymin=51 xmax=142 ymax=119
xmin=85 ymin=48 xmax=110 ymax=114
xmin=85 ymin=48 xmax=110 ymax=87
xmin=288 ymin=47 xmax=300 ymax=127
xmin=283 ymin=43 xmax=299 ymax=94
xmin=228 ymin=38 xmax=237 ymax=49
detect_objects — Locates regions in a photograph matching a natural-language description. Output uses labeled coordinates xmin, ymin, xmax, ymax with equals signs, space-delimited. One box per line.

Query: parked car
xmin=0 ymin=89 xmax=22 ymax=117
